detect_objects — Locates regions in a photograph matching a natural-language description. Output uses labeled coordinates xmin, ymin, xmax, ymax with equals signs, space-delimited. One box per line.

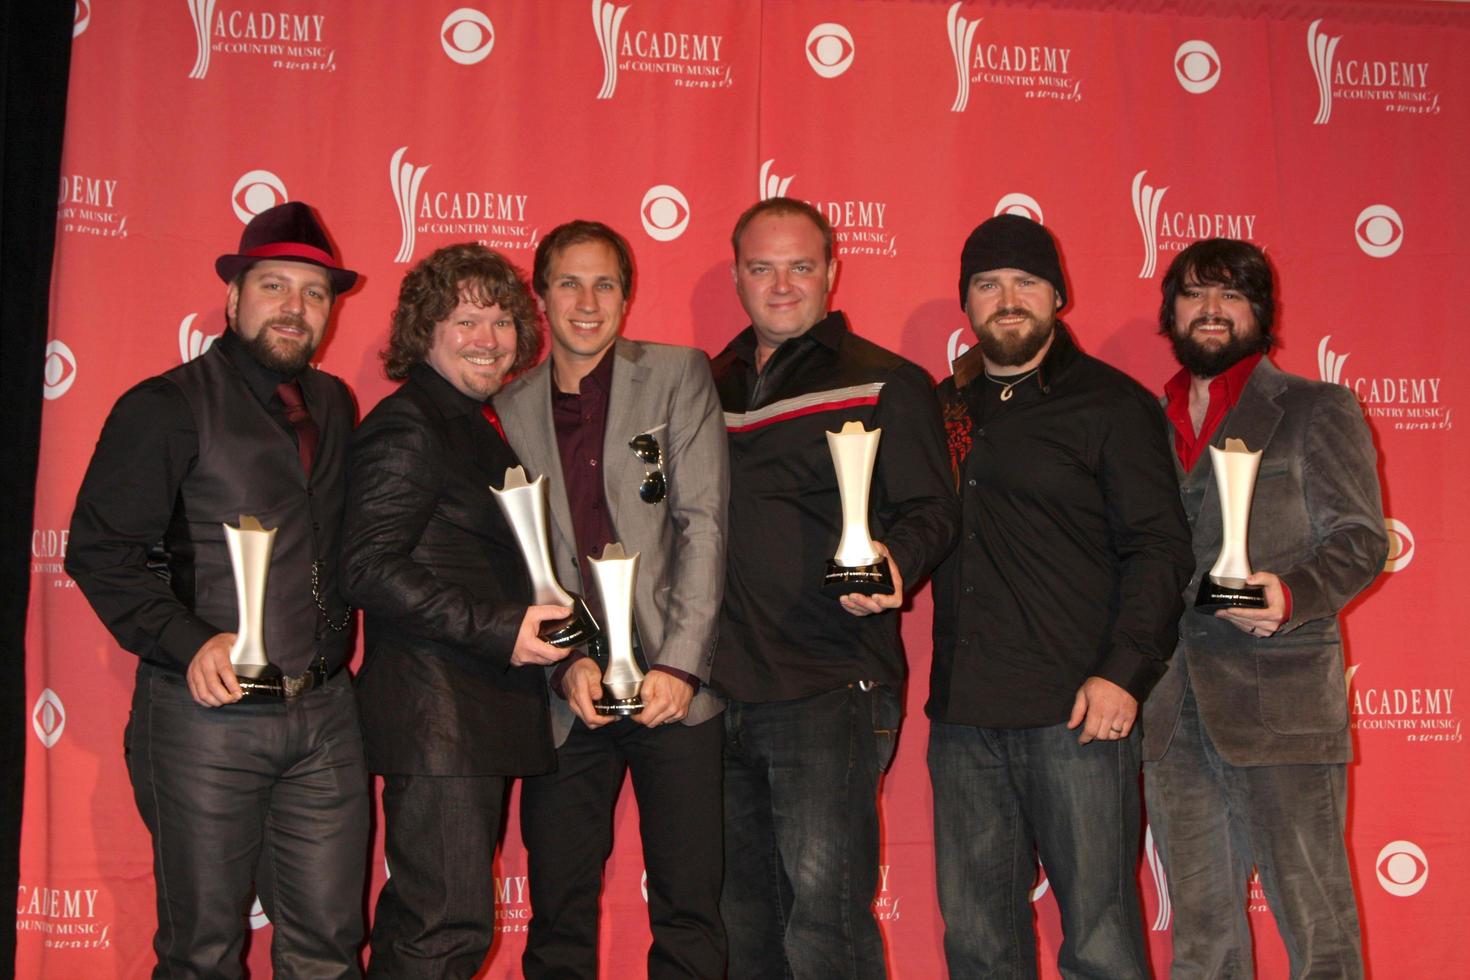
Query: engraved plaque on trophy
xmin=1195 ymin=438 xmax=1269 ymax=610
xmin=224 ymin=515 xmax=286 ymax=700
xmin=490 ymin=466 xmax=600 ymax=648
xmin=821 ymin=421 xmax=895 ymax=598
xmin=589 ymin=543 xmax=645 ymax=716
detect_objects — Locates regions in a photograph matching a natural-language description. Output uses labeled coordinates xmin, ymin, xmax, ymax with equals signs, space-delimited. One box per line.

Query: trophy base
xmin=1194 ymin=576 xmax=1268 ymax=611
xmin=821 ymin=559 xmax=894 ymax=599
xmin=541 ymin=594 xmax=601 ymax=650
xmin=594 ymin=693 xmax=644 ymax=716
xmin=234 ymin=662 xmax=286 ymax=702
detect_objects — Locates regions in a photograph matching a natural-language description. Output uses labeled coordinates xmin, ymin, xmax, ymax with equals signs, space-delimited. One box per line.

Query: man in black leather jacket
xmin=341 ymin=243 xmax=572 ymax=978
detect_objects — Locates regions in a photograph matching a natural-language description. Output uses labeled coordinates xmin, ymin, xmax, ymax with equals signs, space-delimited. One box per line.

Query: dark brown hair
xmin=532 ymin=220 xmax=635 ymax=298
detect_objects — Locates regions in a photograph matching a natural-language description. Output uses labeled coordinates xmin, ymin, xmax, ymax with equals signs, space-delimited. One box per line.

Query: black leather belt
xmin=280 ymin=659 xmax=335 ymax=699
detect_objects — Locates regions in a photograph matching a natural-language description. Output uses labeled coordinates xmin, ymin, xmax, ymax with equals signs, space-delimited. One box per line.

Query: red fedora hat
xmin=215 ymin=201 xmax=358 ymax=293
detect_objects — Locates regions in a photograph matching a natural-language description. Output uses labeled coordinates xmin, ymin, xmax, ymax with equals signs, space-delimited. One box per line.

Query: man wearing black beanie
xmin=927 ymin=214 xmax=1193 ymax=977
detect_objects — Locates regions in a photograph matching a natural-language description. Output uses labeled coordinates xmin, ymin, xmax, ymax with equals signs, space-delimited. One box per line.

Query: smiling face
xmin=1169 ymin=278 xmax=1264 ymax=377
xmin=424 ymin=292 xmax=518 ymax=400
xmin=964 ymin=267 xmax=1060 ymax=371
xmin=227 ymin=259 xmax=333 ymax=374
xmin=538 ymin=239 xmax=627 ymax=384
xmin=733 ymin=211 xmax=837 ymax=360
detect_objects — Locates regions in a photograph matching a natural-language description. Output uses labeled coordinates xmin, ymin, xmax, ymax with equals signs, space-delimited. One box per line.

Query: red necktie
xmin=481 ymin=403 xmax=506 ymax=441
xmin=276 ymin=381 xmax=320 ymax=478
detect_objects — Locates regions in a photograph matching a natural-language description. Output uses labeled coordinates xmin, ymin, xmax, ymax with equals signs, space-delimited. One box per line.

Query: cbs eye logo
xmin=1376 ymin=840 xmax=1428 ymax=897
xmin=640 ymin=185 xmax=690 ymax=242
xmin=230 ymin=170 xmax=288 ymax=224
xmin=32 ymin=689 xmax=66 ymax=748
xmin=993 ymin=192 xmax=1044 ymax=225
xmin=805 ymin=23 xmax=854 ymax=78
xmin=74 ymin=0 xmax=91 ymax=37
xmin=1383 ymin=518 xmax=1415 ymax=573
xmin=1355 ymin=205 xmax=1404 ymax=258
xmin=43 ymin=340 xmax=78 ymax=400
xmin=1174 ymin=40 xmax=1221 ymax=93
xmin=441 ymin=8 xmax=494 ymax=65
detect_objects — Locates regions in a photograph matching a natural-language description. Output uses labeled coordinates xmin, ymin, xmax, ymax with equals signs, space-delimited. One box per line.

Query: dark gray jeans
xmin=1145 ymin=685 xmax=1363 ymax=979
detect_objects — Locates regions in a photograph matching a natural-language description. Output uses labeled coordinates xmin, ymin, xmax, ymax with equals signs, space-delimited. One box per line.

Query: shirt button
xmin=589 ymin=458 xmax=598 ymax=467
xmin=957 ymin=637 xmax=969 ymax=647
xmin=963 ymin=585 xmax=974 ymax=594
xmin=967 ymin=478 xmax=977 ymax=487
xmin=976 ymin=428 xmax=985 ymax=437
xmin=967 ymin=531 xmax=978 ymax=541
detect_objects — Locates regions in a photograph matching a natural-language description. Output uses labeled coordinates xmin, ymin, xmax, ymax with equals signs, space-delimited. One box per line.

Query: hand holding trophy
xmin=821 ymin=421 xmax=895 ymax=598
xmin=589 ymin=543 xmax=646 ymax=716
xmin=223 ymin=515 xmax=286 ymax=700
xmin=490 ymin=466 xmax=601 ymax=648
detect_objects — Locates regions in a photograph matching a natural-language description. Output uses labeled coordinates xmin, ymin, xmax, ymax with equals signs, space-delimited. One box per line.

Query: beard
xmin=239 ymin=316 xmax=317 ymax=375
xmin=1170 ymin=315 xmax=1267 ymax=377
xmin=975 ymin=308 xmax=1055 ymax=368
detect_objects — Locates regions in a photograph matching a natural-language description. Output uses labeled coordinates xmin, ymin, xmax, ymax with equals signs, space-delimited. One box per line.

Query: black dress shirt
xmin=928 ymin=323 xmax=1194 ymax=729
xmin=710 ymin=312 xmax=960 ymax=702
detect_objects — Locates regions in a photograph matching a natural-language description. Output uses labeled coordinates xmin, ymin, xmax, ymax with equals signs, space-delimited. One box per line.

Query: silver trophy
xmin=821 ymin=421 xmax=894 ymax=598
xmin=223 ymin=515 xmax=286 ymax=700
xmin=1195 ymin=438 xmax=1269 ymax=610
xmin=589 ymin=543 xmax=645 ymax=716
xmin=489 ymin=466 xmax=600 ymax=648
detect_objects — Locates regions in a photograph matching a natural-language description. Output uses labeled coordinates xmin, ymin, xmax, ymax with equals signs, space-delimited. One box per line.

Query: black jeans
xmin=126 ymin=663 xmax=368 ymax=980
xmin=521 ymin=715 xmax=725 ymax=979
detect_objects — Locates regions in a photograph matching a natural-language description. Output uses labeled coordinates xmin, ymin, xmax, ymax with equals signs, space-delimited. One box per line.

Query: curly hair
xmin=383 ymin=243 xmax=541 ymax=380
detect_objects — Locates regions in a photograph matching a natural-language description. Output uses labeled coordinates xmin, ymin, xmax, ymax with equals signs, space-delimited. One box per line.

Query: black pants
xmin=126 ymin=663 xmax=369 ymax=980
xmin=367 ymin=773 xmax=509 ymax=979
xmin=521 ymin=715 xmax=725 ymax=979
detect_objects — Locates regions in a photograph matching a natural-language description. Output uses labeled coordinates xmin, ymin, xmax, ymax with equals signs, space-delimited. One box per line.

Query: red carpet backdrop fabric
xmin=23 ymin=1 xmax=1468 ymax=976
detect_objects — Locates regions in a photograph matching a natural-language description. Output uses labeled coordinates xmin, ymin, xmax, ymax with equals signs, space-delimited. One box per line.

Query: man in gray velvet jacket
xmin=495 ymin=220 xmax=729 ymax=978
xmin=1142 ymin=238 xmax=1386 ymax=980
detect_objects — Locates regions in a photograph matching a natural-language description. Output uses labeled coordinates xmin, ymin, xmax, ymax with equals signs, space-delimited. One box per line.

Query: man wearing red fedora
xmin=67 ymin=202 xmax=370 ymax=978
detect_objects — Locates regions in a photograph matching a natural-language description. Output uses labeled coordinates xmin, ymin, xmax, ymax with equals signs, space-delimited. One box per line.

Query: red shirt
xmin=1163 ymin=353 xmax=1262 ymax=473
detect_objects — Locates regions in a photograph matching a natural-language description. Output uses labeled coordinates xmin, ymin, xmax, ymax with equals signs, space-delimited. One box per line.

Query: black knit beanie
xmin=958 ymin=214 xmax=1067 ymax=310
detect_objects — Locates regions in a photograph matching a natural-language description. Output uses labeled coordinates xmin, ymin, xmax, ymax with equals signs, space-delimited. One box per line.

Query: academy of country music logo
xmin=1144 ymin=825 xmax=1171 ymax=931
xmin=389 ymin=146 xmax=538 ymax=263
xmin=180 ymin=313 xmax=222 ymax=363
xmin=187 ymin=0 xmax=336 ymax=79
xmin=42 ymin=340 xmax=78 ymax=401
xmin=946 ymin=2 xmax=1079 ymax=113
xmin=1307 ymin=19 xmax=1439 ymax=124
xmin=1376 ymin=840 xmax=1429 ymax=897
xmin=1174 ymin=40 xmax=1221 ymax=94
xmin=30 ymin=526 xmax=74 ymax=590
xmin=756 ymin=159 xmax=896 ymax=259
xmin=1348 ymin=665 xmax=1459 ymax=745
xmin=74 ymin=0 xmax=90 ymax=37
xmin=806 ymin=23 xmax=855 ymax=78
xmin=58 ymin=173 xmax=128 ymax=240
xmin=1318 ymin=335 xmax=1451 ymax=433
xmin=494 ymin=874 xmax=530 ymax=932
xmin=592 ymin=0 xmax=731 ymax=99
xmin=872 ymin=864 xmax=903 ymax=922
xmin=31 ymin=689 xmax=66 ymax=748
xmin=441 ymin=8 xmax=494 ymax=65
xmin=16 ymin=882 xmax=112 ymax=952
xmin=1130 ymin=169 xmax=1259 ymax=279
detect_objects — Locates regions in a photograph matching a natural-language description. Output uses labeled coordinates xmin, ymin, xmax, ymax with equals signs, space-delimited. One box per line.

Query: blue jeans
xmin=928 ymin=720 xmax=1150 ymax=980
xmin=1144 ymin=685 xmax=1362 ymax=980
xmin=721 ymin=684 xmax=900 ymax=979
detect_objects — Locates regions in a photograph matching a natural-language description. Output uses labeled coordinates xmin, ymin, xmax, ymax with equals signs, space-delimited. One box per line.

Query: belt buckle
xmin=281 ymin=672 xmax=311 ymax=699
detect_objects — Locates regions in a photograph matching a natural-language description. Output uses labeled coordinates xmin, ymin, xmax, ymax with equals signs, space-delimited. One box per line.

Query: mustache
xmin=986 ymin=306 xmax=1036 ymax=326
xmin=266 ymin=314 xmax=307 ymax=332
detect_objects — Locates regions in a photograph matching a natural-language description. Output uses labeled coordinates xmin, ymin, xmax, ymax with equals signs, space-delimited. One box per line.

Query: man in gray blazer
xmin=495 ymin=220 xmax=729 ymax=979
xmin=1143 ymin=238 xmax=1387 ymax=979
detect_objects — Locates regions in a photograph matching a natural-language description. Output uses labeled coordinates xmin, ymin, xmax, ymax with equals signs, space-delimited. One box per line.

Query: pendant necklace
xmin=985 ymin=367 xmax=1040 ymax=402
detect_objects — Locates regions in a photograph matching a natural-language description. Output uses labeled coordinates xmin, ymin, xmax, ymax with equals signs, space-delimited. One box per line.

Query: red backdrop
xmin=23 ymin=1 xmax=1469 ymax=976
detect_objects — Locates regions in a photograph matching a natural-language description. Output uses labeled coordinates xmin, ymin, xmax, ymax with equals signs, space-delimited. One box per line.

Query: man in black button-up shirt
xmin=711 ymin=198 xmax=958 ymax=979
xmin=927 ymin=215 xmax=1192 ymax=978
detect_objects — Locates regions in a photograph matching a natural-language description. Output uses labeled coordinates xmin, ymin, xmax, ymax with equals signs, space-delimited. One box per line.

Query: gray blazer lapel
xmin=497 ymin=362 xmax=578 ymax=570
xmin=602 ymin=340 xmax=652 ymax=542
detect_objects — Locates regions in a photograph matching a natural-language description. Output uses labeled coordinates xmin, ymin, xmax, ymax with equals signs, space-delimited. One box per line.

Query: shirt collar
xmin=1163 ymin=351 xmax=1263 ymax=408
xmin=725 ymin=309 xmax=848 ymax=366
xmin=553 ymin=343 xmax=617 ymax=401
xmin=218 ymin=327 xmax=292 ymax=406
